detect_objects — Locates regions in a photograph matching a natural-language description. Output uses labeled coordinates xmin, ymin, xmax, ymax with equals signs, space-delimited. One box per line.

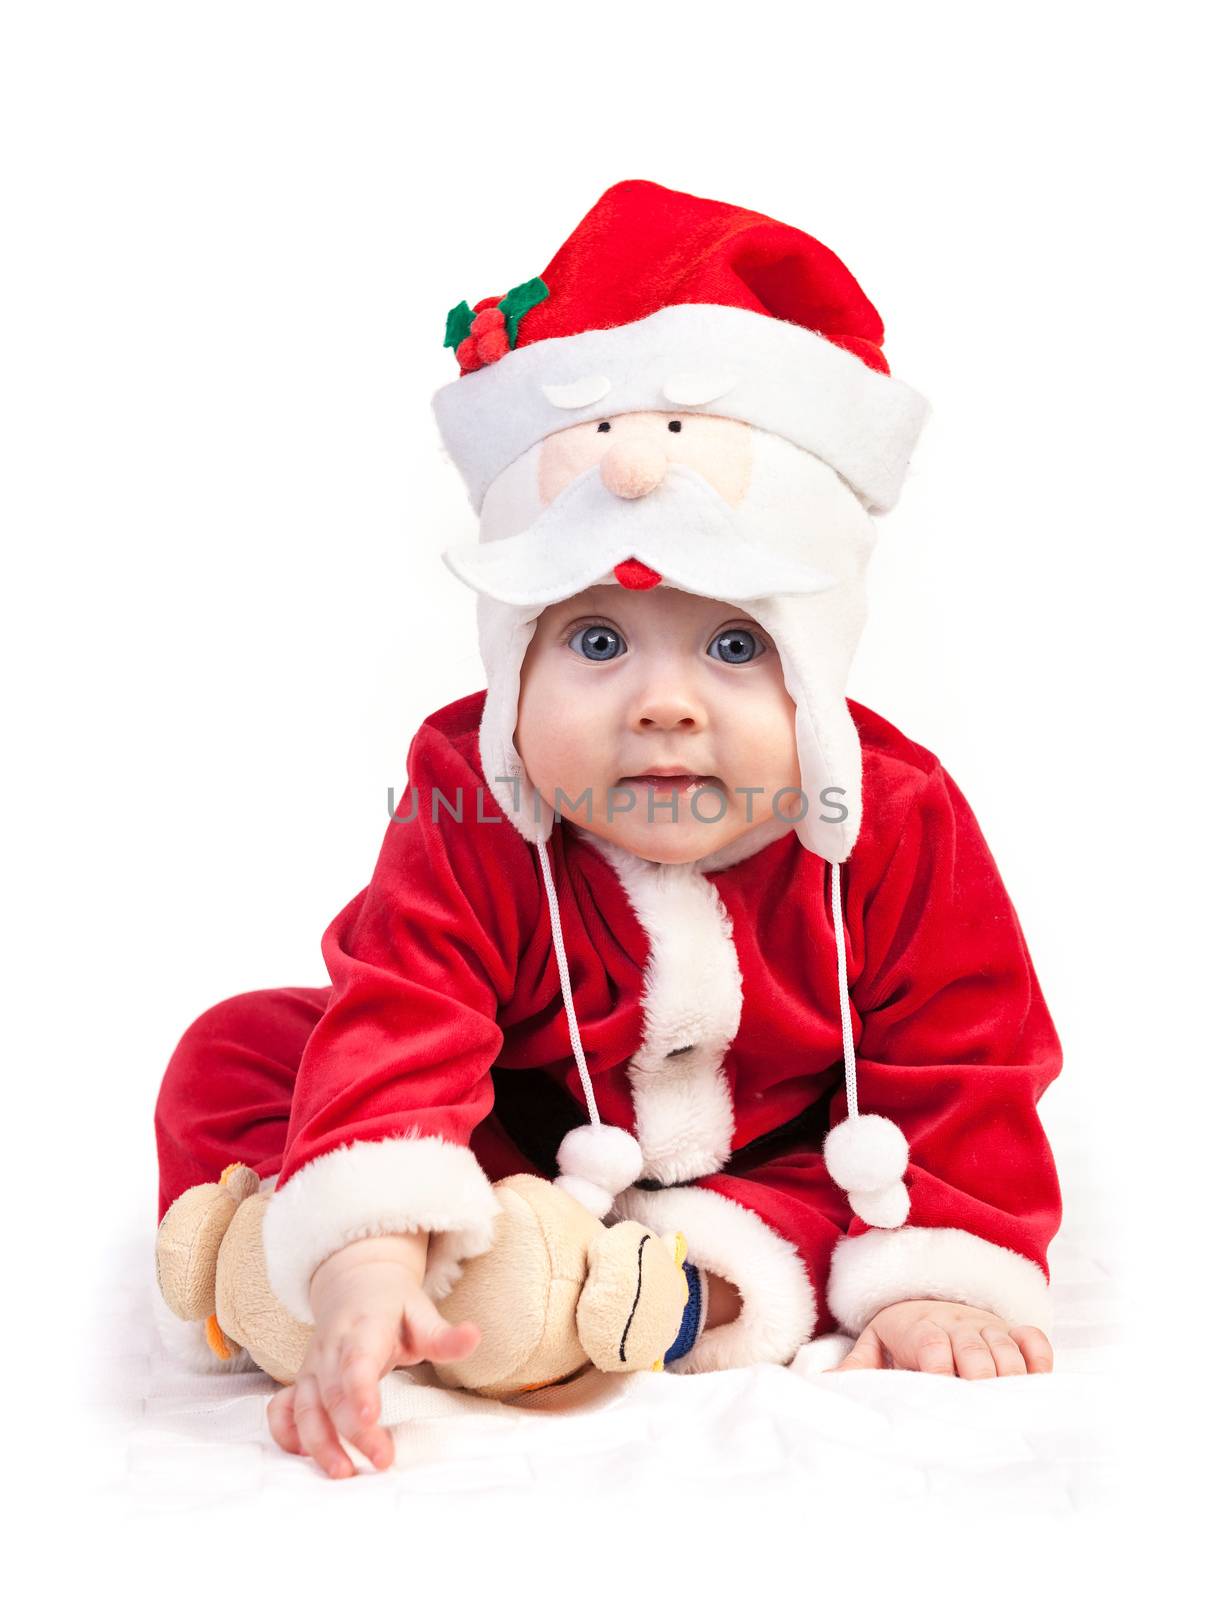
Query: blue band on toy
xmin=663 ymin=1260 xmax=706 ymax=1364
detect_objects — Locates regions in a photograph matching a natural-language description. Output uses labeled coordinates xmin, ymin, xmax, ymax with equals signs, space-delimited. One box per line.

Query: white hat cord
xmin=535 ymin=837 xmax=910 ymax=1229
xmin=536 ymin=838 xmax=646 ymax=1217
xmin=821 ymin=861 xmax=911 ymax=1228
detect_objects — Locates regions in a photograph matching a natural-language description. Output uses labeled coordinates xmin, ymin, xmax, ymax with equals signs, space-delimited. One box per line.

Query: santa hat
xmin=430 ymin=179 xmax=929 ymax=1233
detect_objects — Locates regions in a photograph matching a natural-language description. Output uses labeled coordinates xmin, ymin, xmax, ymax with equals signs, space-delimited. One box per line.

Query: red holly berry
xmin=476 ymin=325 xmax=510 ymax=363
xmin=455 ymin=334 xmax=483 ymax=374
xmin=449 ymin=284 xmax=540 ymax=373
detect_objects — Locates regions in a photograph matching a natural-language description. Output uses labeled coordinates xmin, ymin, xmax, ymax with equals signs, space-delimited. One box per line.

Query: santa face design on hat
xmin=444 ymin=412 xmax=876 ymax=866
xmin=429 ymin=179 xmax=929 ymax=1226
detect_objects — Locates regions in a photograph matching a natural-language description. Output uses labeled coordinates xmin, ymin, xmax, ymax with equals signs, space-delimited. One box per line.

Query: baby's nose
xmin=600 ymin=438 xmax=668 ymax=500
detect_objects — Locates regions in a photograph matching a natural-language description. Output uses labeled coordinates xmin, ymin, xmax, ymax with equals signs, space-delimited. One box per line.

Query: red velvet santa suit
xmin=155 ymin=686 xmax=1062 ymax=1374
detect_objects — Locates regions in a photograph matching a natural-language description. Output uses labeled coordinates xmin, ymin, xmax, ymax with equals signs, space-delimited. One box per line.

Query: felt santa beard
xmin=442 ymin=425 xmax=876 ymax=866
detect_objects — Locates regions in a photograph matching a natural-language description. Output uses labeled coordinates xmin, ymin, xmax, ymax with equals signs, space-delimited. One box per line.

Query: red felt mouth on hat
xmin=613 ymin=558 xmax=662 ymax=590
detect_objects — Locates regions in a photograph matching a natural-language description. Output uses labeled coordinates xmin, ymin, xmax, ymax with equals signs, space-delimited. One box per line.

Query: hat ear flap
xmin=476 ymin=595 xmax=555 ymax=846
xmin=736 ymin=589 xmax=866 ymax=866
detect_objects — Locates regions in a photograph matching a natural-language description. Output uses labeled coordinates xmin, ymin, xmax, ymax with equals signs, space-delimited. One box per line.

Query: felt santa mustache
xmin=441 ymin=459 xmax=837 ymax=608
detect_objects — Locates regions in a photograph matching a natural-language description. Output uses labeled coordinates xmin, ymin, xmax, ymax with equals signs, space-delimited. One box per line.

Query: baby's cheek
xmin=515 ymin=700 xmax=572 ymax=793
xmin=741 ymin=720 xmax=802 ymax=799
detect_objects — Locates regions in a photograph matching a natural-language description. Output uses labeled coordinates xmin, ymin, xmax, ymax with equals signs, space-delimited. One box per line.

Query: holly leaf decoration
xmin=444 ymin=300 xmax=475 ymax=350
xmin=498 ymin=276 xmax=549 ymax=348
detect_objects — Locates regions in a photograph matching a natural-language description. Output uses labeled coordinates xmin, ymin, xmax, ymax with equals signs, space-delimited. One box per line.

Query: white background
xmin=3 ymin=0 xmax=1220 ymax=1582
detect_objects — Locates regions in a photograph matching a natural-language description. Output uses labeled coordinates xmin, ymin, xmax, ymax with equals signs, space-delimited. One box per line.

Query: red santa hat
xmin=430 ymin=179 xmax=929 ymax=1233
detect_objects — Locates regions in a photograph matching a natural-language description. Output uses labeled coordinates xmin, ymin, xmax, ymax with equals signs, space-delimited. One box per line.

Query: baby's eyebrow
xmin=551 ymin=610 xmax=619 ymax=636
xmin=557 ymin=609 xmax=763 ymax=636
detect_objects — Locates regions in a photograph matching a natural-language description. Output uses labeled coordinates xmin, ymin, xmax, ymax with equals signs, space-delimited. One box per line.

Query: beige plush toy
xmin=155 ymin=1163 xmax=691 ymax=1399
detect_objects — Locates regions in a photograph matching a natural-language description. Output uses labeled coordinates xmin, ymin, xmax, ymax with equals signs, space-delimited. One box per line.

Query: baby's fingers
xmin=421 ymin=1316 xmax=482 ymax=1365
xmin=1009 ymin=1325 xmax=1055 ymax=1374
xmin=293 ymin=1372 xmax=356 ymax=1479
xmin=309 ymin=1323 xmax=395 ymax=1464
xmin=905 ymin=1318 xmax=956 ymax=1375
xmin=833 ymin=1325 xmax=886 ymax=1372
xmin=267 ymin=1384 xmax=306 ymax=1457
xmin=324 ymin=1341 xmax=397 ymax=1471
xmin=403 ymin=1294 xmax=482 ymax=1366
xmin=981 ymin=1326 xmax=1027 ymax=1377
xmin=949 ymin=1328 xmax=998 ymax=1380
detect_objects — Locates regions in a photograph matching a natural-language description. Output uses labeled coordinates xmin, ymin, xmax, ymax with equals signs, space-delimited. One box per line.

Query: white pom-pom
xmin=847 ymin=1181 xmax=910 ymax=1229
xmin=554 ymin=1172 xmax=614 ymax=1218
xmin=823 ymin=1114 xmax=908 ymax=1193
xmin=556 ymin=1123 xmax=644 ymax=1194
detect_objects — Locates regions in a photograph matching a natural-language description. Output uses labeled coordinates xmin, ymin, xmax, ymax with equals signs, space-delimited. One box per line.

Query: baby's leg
xmin=153 ymin=985 xmax=330 ymax=1374
xmin=154 ymin=985 xmax=330 ymax=1221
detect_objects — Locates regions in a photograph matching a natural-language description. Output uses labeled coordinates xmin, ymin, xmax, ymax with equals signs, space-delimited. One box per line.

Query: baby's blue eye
xmin=569 ymin=624 xmax=626 ymax=661
xmin=708 ymin=628 xmax=763 ymax=665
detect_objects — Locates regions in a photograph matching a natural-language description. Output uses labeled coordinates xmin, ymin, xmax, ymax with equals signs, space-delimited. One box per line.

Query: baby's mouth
xmin=617 ymin=772 xmax=724 ymax=793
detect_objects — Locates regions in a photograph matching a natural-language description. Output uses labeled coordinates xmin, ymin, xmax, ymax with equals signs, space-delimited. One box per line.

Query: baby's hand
xmin=832 ymin=1298 xmax=1054 ymax=1378
xmin=266 ymin=1231 xmax=481 ymax=1478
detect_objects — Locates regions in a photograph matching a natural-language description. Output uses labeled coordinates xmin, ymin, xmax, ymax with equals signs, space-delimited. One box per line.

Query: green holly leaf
xmin=444 ymin=300 xmax=475 ymax=350
xmin=498 ymin=276 xmax=549 ymax=348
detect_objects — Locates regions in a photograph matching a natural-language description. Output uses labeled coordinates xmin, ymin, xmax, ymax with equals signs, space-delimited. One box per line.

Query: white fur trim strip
xmin=432 ymin=301 xmax=930 ymax=514
xmin=826 ymin=1226 xmax=1054 ymax=1338
xmin=588 ymin=837 xmax=741 ymax=1184
xmin=261 ymin=1135 xmax=501 ymax=1323
xmin=611 ymin=1184 xmax=817 ymax=1373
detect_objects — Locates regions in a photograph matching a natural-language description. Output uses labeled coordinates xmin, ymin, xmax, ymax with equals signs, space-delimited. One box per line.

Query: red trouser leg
xmin=153 ymin=984 xmax=533 ymax=1225
xmin=153 ymin=986 xmax=330 ymax=1222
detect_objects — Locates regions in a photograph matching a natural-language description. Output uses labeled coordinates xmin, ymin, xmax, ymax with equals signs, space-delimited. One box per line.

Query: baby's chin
xmin=570 ymin=811 xmax=755 ymax=866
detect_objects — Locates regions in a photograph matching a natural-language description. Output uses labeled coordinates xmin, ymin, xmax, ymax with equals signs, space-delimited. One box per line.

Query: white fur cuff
xmin=261 ymin=1135 xmax=502 ymax=1323
xmin=825 ymin=1226 xmax=1054 ymax=1338
xmin=610 ymin=1183 xmax=817 ymax=1373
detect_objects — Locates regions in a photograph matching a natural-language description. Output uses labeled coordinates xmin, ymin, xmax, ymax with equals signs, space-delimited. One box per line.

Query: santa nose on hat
xmin=596 ymin=429 xmax=667 ymax=589
xmin=601 ymin=434 xmax=668 ymax=589
xmin=601 ymin=434 xmax=668 ymax=503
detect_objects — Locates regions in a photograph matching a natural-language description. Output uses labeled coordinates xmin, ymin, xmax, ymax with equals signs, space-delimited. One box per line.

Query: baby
xmin=154 ymin=181 xmax=1062 ymax=1479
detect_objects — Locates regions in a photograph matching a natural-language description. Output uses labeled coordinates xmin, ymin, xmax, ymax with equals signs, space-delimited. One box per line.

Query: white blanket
xmin=105 ymin=1149 xmax=1119 ymax=1531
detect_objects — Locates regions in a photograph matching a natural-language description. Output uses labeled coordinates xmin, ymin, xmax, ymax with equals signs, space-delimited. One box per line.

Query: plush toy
xmin=155 ymin=1163 xmax=692 ymax=1399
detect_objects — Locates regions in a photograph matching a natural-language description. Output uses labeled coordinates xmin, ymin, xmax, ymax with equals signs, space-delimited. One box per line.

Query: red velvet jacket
xmin=260 ymin=689 xmax=1062 ymax=1371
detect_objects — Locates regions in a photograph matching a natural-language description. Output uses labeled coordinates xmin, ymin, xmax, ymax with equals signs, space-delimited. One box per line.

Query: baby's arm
xmin=261 ymin=722 xmax=542 ymax=1472
xmin=824 ymin=757 xmax=1064 ymax=1357
xmin=267 ymin=1230 xmax=481 ymax=1477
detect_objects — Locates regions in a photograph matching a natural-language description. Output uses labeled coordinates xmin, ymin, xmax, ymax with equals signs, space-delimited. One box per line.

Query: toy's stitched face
xmin=538 ymin=411 xmax=753 ymax=508
xmin=515 ymin=581 xmax=802 ymax=867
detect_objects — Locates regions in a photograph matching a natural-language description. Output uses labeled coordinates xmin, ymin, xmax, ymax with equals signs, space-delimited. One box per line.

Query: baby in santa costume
xmin=154 ymin=179 xmax=1063 ymax=1477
